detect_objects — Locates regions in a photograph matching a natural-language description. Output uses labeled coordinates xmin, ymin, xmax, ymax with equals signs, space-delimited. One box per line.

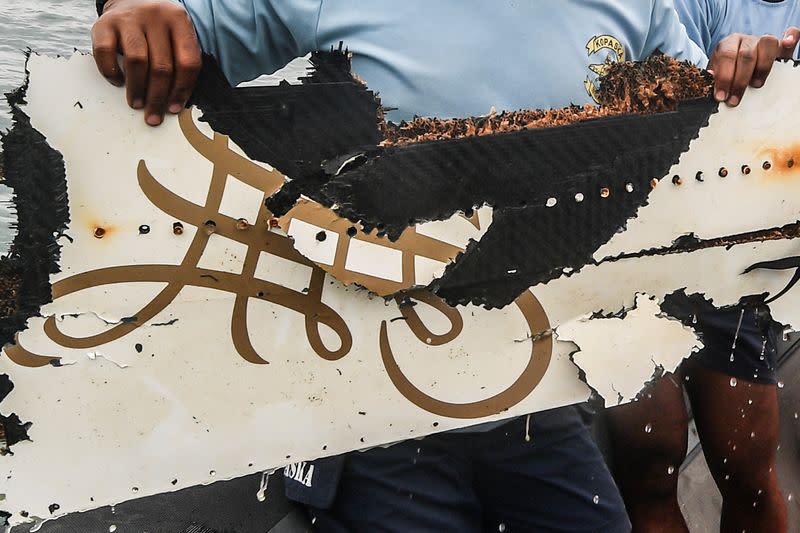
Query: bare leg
xmin=606 ymin=373 xmax=690 ymax=533
xmin=684 ymin=361 xmax=787 ymax=533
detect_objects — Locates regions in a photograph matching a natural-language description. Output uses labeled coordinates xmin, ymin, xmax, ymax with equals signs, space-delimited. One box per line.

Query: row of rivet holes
xmin=543 ymin=159 xmax=791 ymax=208
xmin=94 ymin=219 xmax=249 ymax=239
xmin=89 ymin=158 xmax=793 ymax=237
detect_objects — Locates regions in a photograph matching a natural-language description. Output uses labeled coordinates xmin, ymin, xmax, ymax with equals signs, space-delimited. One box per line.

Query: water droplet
xmin=667 ymin=465 xmax=675 ymax=475
xmin=109 ymin=527 xmax=117 ymax=533
xmin=546 ymin=197 xmax=557 ymax=208
xmin=625 ymin=183 xmax=634 ymax=193
xmin=789 ymin=493 xmax=794 ymax=502
xmin=778 ymin=381 xmax=785 ymax=389
xmin=498 ymin=524 xmax=507 ymax=532
xmin=730 ymin=377 xmax=738 ymax=387
xmin=692 ymin=314 xmax=698 ymax=324
xmin=725 ymin=474 xmax=730 ymax=480
xmin=131 ymin=486 xmax=138 ymax=493
xmin=750 ymin=432 xmax=756 ymax=438
xmin=209 ymin=470 xmax=216 ymax=476
xmin=723 ymin=458 xmax=728 ymax=464
xmin=644 ymin=423 xmax=653 ymax=433
xmin=593 ymin=495 xmax=600 ymax=504
xmin=794 ymin=412 xmax=798 ymax=419
xmin=748 ymin=399 xmax=753 ymax=405
xmin=256 ymin=471 xmax=271 ymax=502
xmin=574 ymin=192 xmax=585 ymax=202
xmin=728 ymin=309 xmax=745 ymax=362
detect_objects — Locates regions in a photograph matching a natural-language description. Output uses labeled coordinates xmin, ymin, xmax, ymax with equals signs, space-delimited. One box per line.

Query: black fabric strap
xmin=96 ymin=0 xmax=108 ymax=16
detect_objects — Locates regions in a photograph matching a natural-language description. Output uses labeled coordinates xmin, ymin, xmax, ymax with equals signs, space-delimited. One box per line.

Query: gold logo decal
xmin=6 ymin=111 xmax=553 ymax=419
xmin=584 ymin=34 xmax=626 ymax=103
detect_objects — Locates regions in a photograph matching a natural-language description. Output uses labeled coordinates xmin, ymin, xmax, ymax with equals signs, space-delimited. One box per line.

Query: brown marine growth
xmin=381 ymin=55 xmax=713 ymax=146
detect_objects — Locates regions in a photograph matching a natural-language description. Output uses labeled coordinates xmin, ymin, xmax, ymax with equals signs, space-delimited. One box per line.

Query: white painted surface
xmin=593 ymin=61 xmax=800 ymax=262
xmin=345 ymin=238 xmax=403 ymax=282
xmin=2 ymin=53 xmax=800 ymax=526
xmin=286 ymin=219 xmax=339 ymax=266
xmin=557 ymin=294 xmax=703 ymax=406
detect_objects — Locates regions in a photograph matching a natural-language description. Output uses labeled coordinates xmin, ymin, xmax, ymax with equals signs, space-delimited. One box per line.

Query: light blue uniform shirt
xmin=675 ymin=0 xmax=800 ymax=58
xmin=178 ymin=0 xmax=707 ymax=121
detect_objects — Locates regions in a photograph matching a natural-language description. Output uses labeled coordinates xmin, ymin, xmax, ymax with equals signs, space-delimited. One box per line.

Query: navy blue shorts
xmin=692 ymin=305 xmax=779 ymax=385
xmin=284 ymin=406 xmax=630 ymax=533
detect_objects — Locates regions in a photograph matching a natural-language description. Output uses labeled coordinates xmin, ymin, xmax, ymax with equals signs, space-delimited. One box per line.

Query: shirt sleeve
xmin=177 ymin=0 xmax=323 ymax=85
xmin=643 ymin=0 xmax=709 ymax=68
xmin=673 ymin=0 xmax=729 ymax=56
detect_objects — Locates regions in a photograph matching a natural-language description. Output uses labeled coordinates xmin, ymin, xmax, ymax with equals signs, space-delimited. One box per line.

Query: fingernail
xmin=727 ymin=95 xmax=740 ymax=106
xmin=715 ymin=90 xmax=727 ymax=102
xmin=752 ymin=79 xmax=764 ymax=88
xmin=132 ymin=98 xmax=144 ymax=109
xmin=168 ymin=103 xmax=183 ymax=114
xmin=146 ymin=114 xmax=163 ymax=126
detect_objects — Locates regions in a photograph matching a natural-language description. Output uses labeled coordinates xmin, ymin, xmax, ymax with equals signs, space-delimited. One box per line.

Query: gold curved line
xmin=178 ymin=110 xmax=285 ymax=196
xmin=304 ymin=268 xmax=352 ymax=360
xmin=44 ymin=262 xmax=352 ymax=358
xmin=397 ymin=290 xmax=463 ymax=346
xmin=232 ymin=293 xmax=269 ymax=365
xmin=44 ymin=282 xmax=183 ymax=349
xmin=4 ymin=334 xmax=59 ymax=367
xmin=380 ymin=291 xmax=552 ymax=419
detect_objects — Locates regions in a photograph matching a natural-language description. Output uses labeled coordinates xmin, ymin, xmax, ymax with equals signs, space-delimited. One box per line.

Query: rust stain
xmin=758 ymin=143 xmax=800 ymax=178
xmin=86 ymin=219 xmax=115 ymax=239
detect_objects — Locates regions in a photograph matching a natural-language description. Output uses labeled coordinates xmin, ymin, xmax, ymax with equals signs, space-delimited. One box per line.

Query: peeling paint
xmin=556 ymin=294 xmax=702 ymax=406
xmin=85 ymin=352 xmax=129 ymax=369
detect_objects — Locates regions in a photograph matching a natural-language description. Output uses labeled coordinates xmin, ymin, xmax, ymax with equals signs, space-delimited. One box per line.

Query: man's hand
xmin=708 ymin=27 xmax=799 ymax=107
xmin=91 ymin=0 xmax=202 ymax=126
